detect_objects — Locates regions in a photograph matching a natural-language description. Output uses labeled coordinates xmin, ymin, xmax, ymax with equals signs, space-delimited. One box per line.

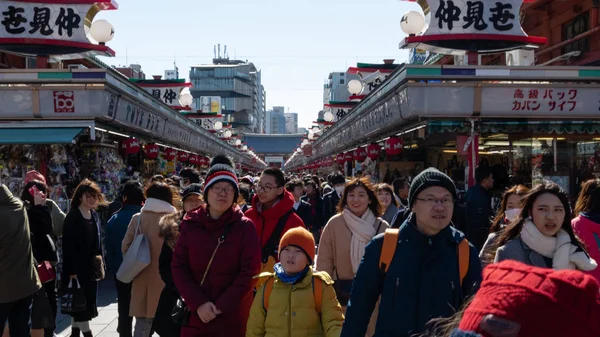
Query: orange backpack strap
xmin=312 ymin=277 xmax=323 ymax=314
xmin=458 ymin=238 xmax=470 ymax=287
xmin=379 ymin=228 xmax=400 ymax=273
xmin=262 ymin=277 xmax=274 ymax=311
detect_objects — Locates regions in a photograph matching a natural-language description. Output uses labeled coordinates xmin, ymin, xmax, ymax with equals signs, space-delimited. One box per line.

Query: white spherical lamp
xmin=308 ymin=132 xmax=314 ymax=140
xmin=178 ymin=92 xmax=193 ymax=107
xmin=90 ymin=20 xmax=115 ymax=44
xmin=324 ymin=111 xmax=334 ymax=122
xmin=224 ymin=130 xmax=232 ymax=138
xmin=235 ymin=139 xmax=242 ymax=146
xmin=347 ymin=79 xmax=363 ymax=95
xmin=400 ymin=11 xmax=426 ymax=36
xmin=213 ymin=121 xmax=223 ymax=131
xmin=243 ymin=145 xmax=248 ymax=151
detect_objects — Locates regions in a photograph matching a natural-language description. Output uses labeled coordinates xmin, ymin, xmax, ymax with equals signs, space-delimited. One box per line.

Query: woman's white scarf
xmin=141 ymin=198 xmax=177 ymax=214
xmin=520 ymin=220 xmax=597 ymax=271
xmin=343 ymin=208 xmax=377 ymax=274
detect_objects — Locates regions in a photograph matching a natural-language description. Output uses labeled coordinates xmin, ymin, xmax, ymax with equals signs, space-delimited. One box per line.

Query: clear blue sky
xmin=96 ymin=0 xmax=420 ymax=129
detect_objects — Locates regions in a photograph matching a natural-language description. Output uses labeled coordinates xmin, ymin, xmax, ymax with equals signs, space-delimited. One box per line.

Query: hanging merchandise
xmin=80 ymin=145 xmax=125 ymax=201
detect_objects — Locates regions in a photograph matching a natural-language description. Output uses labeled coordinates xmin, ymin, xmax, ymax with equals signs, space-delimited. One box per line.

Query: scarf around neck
xmin=274 ymin=262 xmax=309 ymax=284
xmin=343 ymin=207 xmax=377 ymax=274
xmin=520 ymin=220 xmax=597 ymax=271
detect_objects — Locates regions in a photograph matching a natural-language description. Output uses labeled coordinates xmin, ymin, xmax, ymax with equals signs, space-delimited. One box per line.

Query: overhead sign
xmin=400 ymin=0 xmax=546 ymax=54
xmin=480 ymin=87 xmax=596 ymax=117
xmin=265 ymin=156 xmax=284 ymax=163
xmin=200 ymin=96 xmax=222 ymax=114
xmin=0 ymin=0 xmax=117 ymax=56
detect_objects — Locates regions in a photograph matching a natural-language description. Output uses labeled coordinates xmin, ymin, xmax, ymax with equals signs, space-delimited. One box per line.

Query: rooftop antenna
xmin=218 ymin=44 xmax=221 ymax=58
xmin=224 ymin=45 xmax=228 ymax=59
xmin=125 ymin=48 xmax=128 ymax=66
xmin=214 ymin=45 xmax=216 ymax=59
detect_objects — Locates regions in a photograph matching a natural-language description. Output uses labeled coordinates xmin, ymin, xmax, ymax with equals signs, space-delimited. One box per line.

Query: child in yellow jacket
xmin=246 ymin=227 xmax=344 ymax=337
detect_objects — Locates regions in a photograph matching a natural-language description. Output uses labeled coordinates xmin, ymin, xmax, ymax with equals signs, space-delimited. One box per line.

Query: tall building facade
xmin=284 ymin=113 xmax=298 ymax=134
xmin=266 ymin=106 xmax=286 ymax=134
xmin=326 ymin=71 xmax=360 ymax=103
xmin=189 ymin=57 xmax=265 ymax=134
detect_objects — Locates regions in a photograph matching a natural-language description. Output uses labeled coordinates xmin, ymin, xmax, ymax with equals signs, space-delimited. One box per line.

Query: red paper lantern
xmin=188 ymin=154 xmax=199 ymax=165
xmin=165 ymin=148 xmax=177 ymax=161
xmin=336 ymin=153 xmax=345 ymax=165
xmin=367 ymin=143 xmax=381 ymax=160
xmin=385 ymin=137 xmax=404 ymax=156
xmin=202 ymin=156 xmax=210 ymax=167
xmin=353 ymin=146 xmax=367 ymax=162
xmin=344 ymin=151 xmax=353 ymax=162
xmin=144 ymin=143 xmax=159 ymax=159
xmin=327 ymin=157 xmax=334 ymax=166
xmin=122 ymin=138 xmax=141 ymax=155
xmin=178 ymin=151 xmax=190 ymax=163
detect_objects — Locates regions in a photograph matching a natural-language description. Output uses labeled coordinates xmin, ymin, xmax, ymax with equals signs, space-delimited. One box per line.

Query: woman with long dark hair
xmin=479 ymin=185 xmax=529 ymax=266
xmin=494 ymin=181 xmax=596 ymax=272
xmin=572 ymin=178 xmax=600 ymax=283
xmin=316 ymin=177 xmax=388 ymax=337
xmin=61 ymin=179 xmax=106 ymax=337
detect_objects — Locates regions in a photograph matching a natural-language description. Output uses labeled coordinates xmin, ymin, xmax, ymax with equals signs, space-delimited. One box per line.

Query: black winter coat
xmin=61 ymin=209 xmax=102 ymax=322
xmin=293 ymin=200 xmax=313 ymax=230
xmin=322 ymin=191 xmax=340 ymax=226
xmin=27 ymin=204 xmax=57 ymax=263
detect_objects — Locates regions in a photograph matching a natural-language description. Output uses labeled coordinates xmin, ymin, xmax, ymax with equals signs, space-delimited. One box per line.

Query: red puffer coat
xmin=172 ymin=205 xmax=261 ymax=337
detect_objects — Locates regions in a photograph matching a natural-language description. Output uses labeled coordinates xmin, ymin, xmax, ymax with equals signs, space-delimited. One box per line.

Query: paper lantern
xmin=336 ymin=153 xmax=345 ymax=165
xmin=354 ymin=146 xmax=367 ymax=162
xmin=178 ymin=151 xmax=190 ymax=163
xmin=385 ymin=137 xmax=404 ymax=156
xmin=165 ymin=148 xmax=177 ymax=161
xmin=367 ymin=143 xmax=381 ymax=160
xmin=188 ymin=154 xmax=199 ymax=165
xmin=344 ymin=152 xmax=353 ymax=162
xmin=123 ymin=138 xmax=140 ymax=155
xmin=144 ymin=143 xmax=159 ymax=159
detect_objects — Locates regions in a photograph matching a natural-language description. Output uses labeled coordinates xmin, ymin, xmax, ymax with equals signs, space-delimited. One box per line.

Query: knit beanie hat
xmin=203 ymin=155 xmax=239 ymax=202
xmin=408 ymin=168 xmax=457 ymax=208
xmin=181 ymin=183 xmax=203 ymax=202
xmin=458 ymin=260 xmax=600 ymax=337
xmin=25 ymin=170 xmax=46 ymax=185
xmin=278 ymin=227 xmax=316 ymax=264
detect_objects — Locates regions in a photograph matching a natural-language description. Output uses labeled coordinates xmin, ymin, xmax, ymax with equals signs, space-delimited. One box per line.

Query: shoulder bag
xmin=172 ymin=221 xmax=234 ymax=326
xmin=116 ymin=215 xmax=150 ymax=283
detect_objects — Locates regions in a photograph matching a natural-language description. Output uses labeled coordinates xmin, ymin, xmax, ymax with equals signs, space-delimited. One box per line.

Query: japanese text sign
xmin=200 ymin=96 xmax=222 ymax=114
xmin=481 ymin=87 xmax=598 ymax=117
xmin=428 ymin=0 xmax=526 ymax=37
xmin=143 ymin=86 xmax=184 ymax=107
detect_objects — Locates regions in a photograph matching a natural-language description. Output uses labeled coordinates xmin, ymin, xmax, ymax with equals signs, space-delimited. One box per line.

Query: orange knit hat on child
xmin=278 ymin=227 xmax=316 ymax=264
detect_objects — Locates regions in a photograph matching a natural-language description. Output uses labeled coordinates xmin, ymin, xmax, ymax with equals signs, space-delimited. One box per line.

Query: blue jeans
xmin=0 ymin=295 xmax=33 ymax=337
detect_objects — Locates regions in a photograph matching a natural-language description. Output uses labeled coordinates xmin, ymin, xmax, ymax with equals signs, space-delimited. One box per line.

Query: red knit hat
xmin=278 ymin=227 xmax=316 ymax=264
xmin=25 ymin=170 xmax=46 ymax=185
xmin=459 ymin=260 xmax=600 ymax=337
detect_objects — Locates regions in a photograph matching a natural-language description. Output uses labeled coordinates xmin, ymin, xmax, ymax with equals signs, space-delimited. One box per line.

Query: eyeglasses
xmin=415 ymin=197 xmax=454 ymax=208
xmin=254 ymin=184 xmax=278 ymax=193
xmin=211 ymin=186 xmax=235 ymax=195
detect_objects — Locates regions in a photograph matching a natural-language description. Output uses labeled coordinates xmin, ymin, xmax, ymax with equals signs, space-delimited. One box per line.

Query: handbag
xmin=333 ymin=270 xmax=353 ymax=306
xmin=172 ymin=222 xmax=234 ymax=326
xmin=37 ymin=261 xmax=56 ymax=284
xmin=32 ymin=289 xmax=55 ymax=329
xmin=92 ymin=255 xmax=105 ymax=281
xmin=60 ymin=278 xmax=87 ymax=314
xmin=116 ymin=215 xmax=150 ymax=283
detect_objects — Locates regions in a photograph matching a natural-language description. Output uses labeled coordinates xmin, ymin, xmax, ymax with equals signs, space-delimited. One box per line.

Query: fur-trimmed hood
xmin=159 ymin=210 xmax=184 ymax=249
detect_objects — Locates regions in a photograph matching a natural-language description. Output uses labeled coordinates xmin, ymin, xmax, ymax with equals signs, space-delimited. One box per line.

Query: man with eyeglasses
xmin=341 ymin=168 xmax=482 ymax=337
xmin=244 ymin=168 xmax=306 ymax=274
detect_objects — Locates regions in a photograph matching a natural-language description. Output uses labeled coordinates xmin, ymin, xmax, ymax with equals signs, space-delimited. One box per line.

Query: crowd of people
xmin=2 ymin=156 xmax=600 ymax=337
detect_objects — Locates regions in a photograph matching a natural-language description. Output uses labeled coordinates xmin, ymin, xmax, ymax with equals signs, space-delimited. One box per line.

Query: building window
xmin=562 ymin=13 xmax=589 ymax=55
xmin=340 ymin=79 xmax=345 ymax=85
xmin=339 ymin=72 xmax=345 ymax=76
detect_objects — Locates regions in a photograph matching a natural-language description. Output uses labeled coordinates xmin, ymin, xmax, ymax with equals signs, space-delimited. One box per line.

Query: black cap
xmin=181 ymin=183 xmax=203 ymax=201
xmin=408 ymin=168 xmax=457 ymax=208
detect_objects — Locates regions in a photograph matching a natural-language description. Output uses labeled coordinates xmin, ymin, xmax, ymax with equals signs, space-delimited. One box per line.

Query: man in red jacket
xmin=245 ymin=167 xmax=306 ymax=273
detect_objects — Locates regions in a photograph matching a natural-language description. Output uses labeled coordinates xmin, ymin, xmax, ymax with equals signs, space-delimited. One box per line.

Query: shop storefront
xmin=302 ymin=64 xmax=600 ymax=198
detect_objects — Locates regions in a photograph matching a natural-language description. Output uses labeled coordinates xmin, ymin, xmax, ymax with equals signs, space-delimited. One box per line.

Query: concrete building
xmin=114 ymin=64 xmax=145 ymax=79
xmin=189 ymin=56 xmax=265 ymax=134
xmin=164 ymin=65 xmax=178 ymax=79
xmin=267 ymin=107 xmax=286 ymax=134
xmin=325 ymin=71 xmax=360 ymax=103
xmin=285 ymin=113 xmax=298 ymax=134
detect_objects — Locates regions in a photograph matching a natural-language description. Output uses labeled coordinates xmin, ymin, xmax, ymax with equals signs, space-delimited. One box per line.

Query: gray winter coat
xmin=494 ymin=237 xmax=550 ymax=268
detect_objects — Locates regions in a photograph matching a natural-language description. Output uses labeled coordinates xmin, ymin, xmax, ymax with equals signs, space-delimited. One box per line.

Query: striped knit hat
xmin=203 ymin=155 xmax=239 ymax=202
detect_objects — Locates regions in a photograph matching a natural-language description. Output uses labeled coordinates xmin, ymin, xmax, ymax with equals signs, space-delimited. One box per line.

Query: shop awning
xmin=0 ymin=127 xmax=84 ymax=144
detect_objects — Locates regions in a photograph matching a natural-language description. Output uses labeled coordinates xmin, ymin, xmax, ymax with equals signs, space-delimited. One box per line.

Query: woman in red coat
xmin=172 ymin=155 xmax=261 ymax=337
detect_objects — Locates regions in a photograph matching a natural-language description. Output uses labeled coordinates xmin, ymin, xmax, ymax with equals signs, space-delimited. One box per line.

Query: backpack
xmin=262 ymin=276 xmax=323 ymax=313
xmin=379 ymin=228 xmax=470 ymax=286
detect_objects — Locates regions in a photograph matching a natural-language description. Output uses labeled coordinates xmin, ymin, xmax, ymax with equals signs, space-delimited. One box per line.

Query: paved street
xmin=55 ymin=275 xmax=158 ymax=337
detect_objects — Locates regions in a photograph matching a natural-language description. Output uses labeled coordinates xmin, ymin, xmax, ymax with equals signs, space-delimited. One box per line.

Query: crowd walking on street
xmin=3 ymin=157 xmax=600 ymax=337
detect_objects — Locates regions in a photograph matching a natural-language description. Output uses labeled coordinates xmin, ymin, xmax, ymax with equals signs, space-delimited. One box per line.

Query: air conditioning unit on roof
xmin=68 ymin=64 xmax=88 ymax=70
xmin=506 ymin=49 xmax=535 ymax=66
